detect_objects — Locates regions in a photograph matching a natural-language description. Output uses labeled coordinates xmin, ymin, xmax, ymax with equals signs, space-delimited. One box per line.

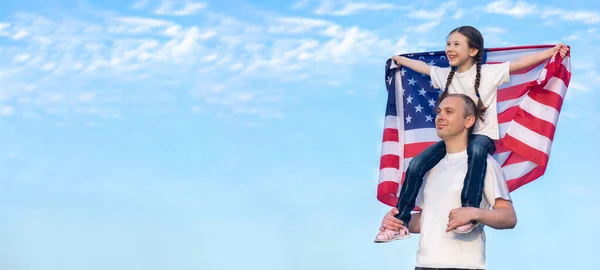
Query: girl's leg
xmin=461 ymin=134 xmax=496 ymax=208
xmin=394 ymin=140 xmax=447 ymax=226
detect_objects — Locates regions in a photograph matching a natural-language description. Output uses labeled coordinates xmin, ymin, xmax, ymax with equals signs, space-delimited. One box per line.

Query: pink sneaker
xmin=453 ymin=222 xmax=479 ymax=234
xmin=374 ymin=227 xmax=410 ymax=243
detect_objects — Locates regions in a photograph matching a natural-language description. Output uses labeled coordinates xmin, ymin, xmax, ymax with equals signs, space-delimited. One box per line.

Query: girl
xmin=375 ymin=25 xmax=569 ymax=242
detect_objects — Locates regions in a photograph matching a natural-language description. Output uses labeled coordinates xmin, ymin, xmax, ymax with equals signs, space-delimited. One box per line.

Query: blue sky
xmin=0 ymin=0 xmax=599 ymax=269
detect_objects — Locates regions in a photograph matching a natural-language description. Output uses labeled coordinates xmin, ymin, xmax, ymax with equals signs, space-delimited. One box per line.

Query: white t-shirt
xmin=414 ymin=150 xmax=511 ymax=269
xmin=430 ymin=62 xmax=510 ymax=140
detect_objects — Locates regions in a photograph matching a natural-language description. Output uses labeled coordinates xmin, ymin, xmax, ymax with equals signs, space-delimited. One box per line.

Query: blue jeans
xmin=395 ymin=134 xmax=496 ymax=227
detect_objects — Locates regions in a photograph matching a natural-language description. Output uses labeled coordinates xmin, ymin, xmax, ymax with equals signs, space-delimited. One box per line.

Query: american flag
xmin=377 ymin=45 xmax=571 ymax=207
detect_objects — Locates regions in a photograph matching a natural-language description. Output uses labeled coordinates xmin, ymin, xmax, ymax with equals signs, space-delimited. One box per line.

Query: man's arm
xmin=446 ymin=199 xmax=517 ymax=232
xmin=474 ymin=198 xmax=517 ymax=230
xmin=408 ymin=212 xmax=422 ymax=234
xmin=380 ymin=208 xmax=422 ymax=234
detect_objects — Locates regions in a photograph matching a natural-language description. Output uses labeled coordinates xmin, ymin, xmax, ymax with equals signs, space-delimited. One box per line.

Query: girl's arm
xmin=509 ymin=43 xmax=569 ymax=73
xmin=392 ymin=55 xmax=431 ymax=76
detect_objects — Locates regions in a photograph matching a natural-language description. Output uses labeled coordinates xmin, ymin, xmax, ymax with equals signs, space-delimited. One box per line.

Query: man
xmin=378 ymin=94 xmax=517 ymax=270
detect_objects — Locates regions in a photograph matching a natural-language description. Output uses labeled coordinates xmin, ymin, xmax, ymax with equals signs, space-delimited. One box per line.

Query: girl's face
xmin=445 ymin=32 xmax=479 ymax=69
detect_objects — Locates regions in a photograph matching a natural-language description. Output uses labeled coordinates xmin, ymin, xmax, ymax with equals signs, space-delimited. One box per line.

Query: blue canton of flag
xmin=386 ymin=51 xmax=452 ymax=131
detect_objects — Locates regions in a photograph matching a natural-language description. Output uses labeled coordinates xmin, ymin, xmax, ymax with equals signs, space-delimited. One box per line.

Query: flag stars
xmin=386 ymin=76 xmax=393 ymax=85
xmin=440 ymin=56 xmax=446 ymax=60
xmin=429 ymin=80 xmax=433 ymax=87
xmin=406 ymin=115 xmax=412 ymax=123
xmin=408 ymin=77 xmax=417 ymax=85
xmin=401 ymin=68 xmax=406 ymax=76
xmin=428 ymin=60 xmax=436 ymax=66
xmin=406 ymin=95 xmax=414 ymax=104
xmin=415 ymin=104 xmax=423 ymax=113
xmin=425 ymin=115 xmax=433 ymax=122
xmin=419 ymin=88 xmax=426 ymax=96
xmin=428 ymin=98 xmax=436 ymax=107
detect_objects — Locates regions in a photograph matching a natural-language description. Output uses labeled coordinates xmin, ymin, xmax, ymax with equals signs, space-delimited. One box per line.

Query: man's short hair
xmin=439 ymin=93 xmax=479 ymax=134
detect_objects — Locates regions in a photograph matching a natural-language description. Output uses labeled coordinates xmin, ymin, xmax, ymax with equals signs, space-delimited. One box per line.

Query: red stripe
xmin=506 ymin=165 xmax=545 ymax=192
xmin=380 ymin=154 xmax=400 ymax=170
xmin=382 ymin=128 xmax=399 ymax=142
xmin=502 ymin=134 xmax=549 ymax=167
xmin=513 ymin=109 xmax=557 ymax=140
xmin=493 ymin=138 xmax=512 ymax=154
xmin=501 ymin=151 xmax=529 ymax=167
xmin=497 ymin=82 xmax=529 ymax=102
xmin=377 ymin=181 xmax=399 ymax=207
xmin=404 ymin=142 xmax=435 ymax=159
xmin=497 ymin=106 xmax=519 ymax=124
xmin=527 ymin=85 xmax=564 ymax=113
xmin=376 ymin=180 xmax=422 ymax=212
xmin=552 ymin=62 xmax=571 ymax=88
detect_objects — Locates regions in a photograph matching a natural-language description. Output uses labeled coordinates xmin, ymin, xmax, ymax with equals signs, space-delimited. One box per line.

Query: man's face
xmin=435 ymin=96 xmax=473 ymax=139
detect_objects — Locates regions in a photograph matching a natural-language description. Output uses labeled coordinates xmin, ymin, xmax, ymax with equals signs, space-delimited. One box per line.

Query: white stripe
xmin=502 ymin=160 xmax=537 ymax=180
xmin=562 ymin=56 xmax=571 ymax=73
xmin=379 ymin=168 xmax=401 ymax=184
xmin=405 ymin=128 xmax=442 ymax=144
xmin=395 ymin=69 xmax=406 ymax=174
xmin=506 ymin=121 xmax=552 ymax=155
xmin=520 ymin=95 xmax=559 ymax=127
xmin=498 ymin=63 xmax=545 ymax=89
xmin=544 ymin=76 xmax=568 ymax=99
xmin=402 ymin=157 xmax=413 ymax=172
xmin=381 ymin=141 xmax=401 ymax=155
xmin=497 ymin=95 xmax=524 ymax=114
xmin=384 ymin=115 xmax=399 ymax=129
xmin=493 ymin=151 xmax=511 ymax=166
xmin=499 ymin=122 xmax=509 ymax=139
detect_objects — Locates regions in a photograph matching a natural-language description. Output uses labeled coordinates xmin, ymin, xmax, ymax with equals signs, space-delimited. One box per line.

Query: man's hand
xmin=380 ymin=208 xmax=405 ymax=231
xmin=446 ymin=207 xmax=480 ymax=232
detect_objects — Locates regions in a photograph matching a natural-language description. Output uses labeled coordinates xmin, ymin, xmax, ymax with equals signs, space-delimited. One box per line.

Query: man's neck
xmin=443 ymin=134 xmax=468 ymax=154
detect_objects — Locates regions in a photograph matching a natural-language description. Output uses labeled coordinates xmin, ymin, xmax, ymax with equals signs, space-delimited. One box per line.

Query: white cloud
xmin=453 ymin=9 xmax=464 ymax=19
xmin=0 ymin=106 xmax=13 ymax=116
xmin=569 ymin=82 xmax=590 ymax=93
xmin=560 ymin=11 xmax=600 ymax=24
xmin=483 ymin=27 xmax=507 ymax=34
xmin=0 ymin=4 xmax=417 ymax=123
xmin=154 ymin=1 xmax=207 ymax=16
xmin=268 ymin=17 xmax=332 ymax=34
xmin=408 ymin=1 xmax=456 ymax=20
xmin=109 ymin=16 xmax=173 ymax=33
xmin=484 ymin=0 xmax=536 ymax=18
xmin=411 ymin=20 xmax=440 ymax=33
xmin=542 ymin=8 xmax=600 ymax=24
xmin=292 ymin=0 xmax=311 ymax=9
xmin=315 ymin=1 xmax=408 ymax=16
xmin=132 ymin=0 xmax=149 ymax=9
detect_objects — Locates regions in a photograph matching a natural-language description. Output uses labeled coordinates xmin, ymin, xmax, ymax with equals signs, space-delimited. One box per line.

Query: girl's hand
xmin=392 ymin=55 xmax=402 ymax=66
xmin=552 ymin=43 xmax=569 ymax=58
xmin=381 ymin=207 xmax=405 ymax=231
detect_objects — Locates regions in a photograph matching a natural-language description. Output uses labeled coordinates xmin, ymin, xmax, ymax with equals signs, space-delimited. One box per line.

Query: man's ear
xmin=465 ymin=114 xmax=476 ymax=129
